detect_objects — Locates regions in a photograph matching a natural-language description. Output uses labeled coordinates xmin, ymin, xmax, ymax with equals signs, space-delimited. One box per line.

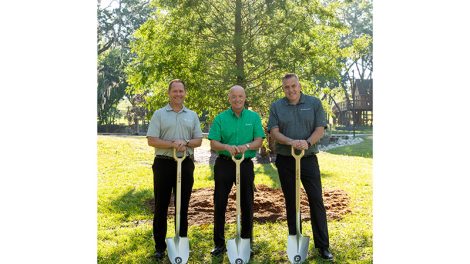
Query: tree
xmin=127 ymin=0 xmax=348 ymax=126
xmin=97 ymin=0 xmax=154 ymax=129
xmin=98 ymin=0 xmax=154 ymax=55
xmin=337 ymin=0 xmax=373 ymax=108
xmin=97 ymin=48 xmax=127 ymax=126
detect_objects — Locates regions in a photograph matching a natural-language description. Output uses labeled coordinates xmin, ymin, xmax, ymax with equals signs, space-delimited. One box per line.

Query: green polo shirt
xmin=208 ymin=108 xmax=265 ymax=159
xmin=267 ymin=93 xmax=327 ymax=156
xmin=146 ymin=104 xmax=203 ymax=157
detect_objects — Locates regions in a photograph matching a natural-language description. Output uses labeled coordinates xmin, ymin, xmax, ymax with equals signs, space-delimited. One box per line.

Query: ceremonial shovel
xmin=286 ymin=146 xmax=309 ymax=264
xmin=166 ymin=148 xmax=190 ymax=264
xmin=227 ymin=152 xmax=251 ymax=264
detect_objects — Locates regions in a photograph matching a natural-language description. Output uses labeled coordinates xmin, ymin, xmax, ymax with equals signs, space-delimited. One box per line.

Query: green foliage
xmin=337 ymin=0 xmax=373 ymax=83
xmin=126 ymin=0 xmax=349 ymax=122
xmin=97 ymin=0 xmax=154 ymax=126
xmin=98 ymin=49 xmax=128 ymax=125
xmin=98 ymin=136 xmax=373 ymax=263
xmin=98 ymin=0 xmax=154 ymax=54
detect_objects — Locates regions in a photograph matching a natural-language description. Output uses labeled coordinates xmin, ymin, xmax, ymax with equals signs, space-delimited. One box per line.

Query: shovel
xmin=287 ymin=146 xmax=310 ymax=264
xmin=166 ymin=148 xmax=190 ymax=264
xmin=227 ymin=152 xmax=251 ymax=264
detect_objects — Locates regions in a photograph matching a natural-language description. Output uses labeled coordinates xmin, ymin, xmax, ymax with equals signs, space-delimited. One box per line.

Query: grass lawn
xmin=326 ymin=135 xmax=373 ymax=158
xmin=98 ymin=136 xmax=372 ymax=263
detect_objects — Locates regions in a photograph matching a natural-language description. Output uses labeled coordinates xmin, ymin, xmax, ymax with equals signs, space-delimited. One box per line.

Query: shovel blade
xmin=166 ymin=236 xmax=190 ymax=264
xmin=227 ymin=237 xmax=251 ymax=264
xmin=287 ymin=234 xmax=309 ymax=263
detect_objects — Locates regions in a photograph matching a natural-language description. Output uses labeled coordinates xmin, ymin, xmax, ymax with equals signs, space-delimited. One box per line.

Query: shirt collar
xmin=165 ymin=103 xmax=187 ymax=113
xmin=282 ymin=92 xmax=305 ymax=105
xmin=229 ymin=107 xmax=245 ymax=117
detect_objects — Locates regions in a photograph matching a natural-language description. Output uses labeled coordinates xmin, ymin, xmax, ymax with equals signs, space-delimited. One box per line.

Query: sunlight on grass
xmin=326 ymin=135 xmax=373 ymax=158
xmin=98 ymin=135 xmax=372 ymax=263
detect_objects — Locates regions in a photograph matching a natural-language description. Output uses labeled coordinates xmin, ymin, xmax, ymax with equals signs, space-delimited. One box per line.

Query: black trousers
xmin=213 ymin=157 xmax=254 ymax=247
xmin=275 ymin=154 xmax=330 ymax=249
xmin=152 ymin=156 xmax=194 ymax=252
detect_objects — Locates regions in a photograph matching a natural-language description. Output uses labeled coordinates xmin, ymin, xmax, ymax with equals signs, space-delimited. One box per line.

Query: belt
xmin=277 ymin=153 xmax=315 ymax=158
xmin=217 ymin=155 xmax=251 ymax=161
xmin=156 ymin=155 xmax=193 ymax=160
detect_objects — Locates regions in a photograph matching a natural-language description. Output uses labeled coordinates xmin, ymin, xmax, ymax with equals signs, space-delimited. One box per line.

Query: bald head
xmin=229 ymin=85 xmax=245 ymax=96
xmin=228 ymin=85 xmax=246 ymax=115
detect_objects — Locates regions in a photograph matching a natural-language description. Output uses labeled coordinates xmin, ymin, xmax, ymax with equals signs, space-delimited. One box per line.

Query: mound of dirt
xmin=145 ymin=185 xmax=351 ymax=226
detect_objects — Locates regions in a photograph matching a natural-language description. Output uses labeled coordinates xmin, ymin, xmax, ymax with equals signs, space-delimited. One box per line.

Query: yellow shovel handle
xmin=231 ymin=152 xmax=244 ymax=237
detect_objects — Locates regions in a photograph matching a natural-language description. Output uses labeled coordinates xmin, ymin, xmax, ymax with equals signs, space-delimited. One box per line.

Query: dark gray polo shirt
xmin=267 ymin=93 xmax=327 ymax=156
xmin=147 ymin=104 xmax=203 ymax=157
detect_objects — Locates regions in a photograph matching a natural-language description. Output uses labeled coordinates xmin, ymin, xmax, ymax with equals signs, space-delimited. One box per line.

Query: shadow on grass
xmin=254 ymin=163 xmax=281 ymax=188
xmin=98 ymin=228 xmax=157 ymax=264
xmin=320 ymin=171 xmax=335 ymax=178
xmin=110 ymin=188 xmax=154 ymax=218
xmin=207 ymin=164 xmax=215 ymax=181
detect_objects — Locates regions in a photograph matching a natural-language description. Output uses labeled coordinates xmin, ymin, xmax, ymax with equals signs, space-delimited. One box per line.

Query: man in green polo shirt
xmin=208 ymin=85 xmax=265 ymax=257
xmin=267 ymin=73 xmax=333 ymax=260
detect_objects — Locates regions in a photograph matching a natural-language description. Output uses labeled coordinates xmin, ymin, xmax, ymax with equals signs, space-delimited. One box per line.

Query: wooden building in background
xmin=332 ymin=79 xmax=373 ymax=127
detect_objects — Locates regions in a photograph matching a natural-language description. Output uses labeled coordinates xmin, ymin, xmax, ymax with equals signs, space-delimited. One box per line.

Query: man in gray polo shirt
xmin=146 ymin=79 xmax=203 ymax=260
xmin=267 ymin=73 xmax=333 ymax=260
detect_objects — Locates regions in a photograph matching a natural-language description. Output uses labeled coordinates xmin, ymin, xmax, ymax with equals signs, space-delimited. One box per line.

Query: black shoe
xmin=318 ymin=248 xmax=333 ymax=260
xmin=154 ymin=250 xmax=165 ymax=260
xmin=210 ymin=246 xmax=227 ymax=257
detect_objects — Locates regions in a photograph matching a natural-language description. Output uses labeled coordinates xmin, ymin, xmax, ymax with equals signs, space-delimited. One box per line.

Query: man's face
xmin=228 ymin=87 xmax=246 ymax=112
xmin=168 ymin=82 xmax=186 ymax=105
xmin=282 ymin=77 xmax=301 ymax=103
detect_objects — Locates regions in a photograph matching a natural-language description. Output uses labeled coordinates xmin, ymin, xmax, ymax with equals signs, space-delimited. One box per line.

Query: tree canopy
xmin=97 ymin=0 xmax=154 ymax=126
xmin=126 ymin=0 xmax=352 ymax=123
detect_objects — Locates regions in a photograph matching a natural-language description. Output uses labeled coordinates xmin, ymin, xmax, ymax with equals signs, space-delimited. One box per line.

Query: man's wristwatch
xmin=185 ymin=139 xmax=190 ymax=146
xmin=307 ymin=140 xmax=312 ymax=148
xmin=245 ymin=143 xmax=250 ymax=150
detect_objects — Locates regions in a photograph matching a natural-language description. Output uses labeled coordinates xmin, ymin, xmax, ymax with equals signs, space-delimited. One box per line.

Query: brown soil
xmin=145 ymin=185 xmax=351 ymax=226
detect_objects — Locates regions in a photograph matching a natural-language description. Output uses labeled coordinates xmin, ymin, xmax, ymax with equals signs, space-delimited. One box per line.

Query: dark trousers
xmin=213 ymin=157 xmax=254 ymax=247
xmin=152 ymin=156 xmax=194 ymax=252
xmin=275 ymin=154 xmax=329 ymax=249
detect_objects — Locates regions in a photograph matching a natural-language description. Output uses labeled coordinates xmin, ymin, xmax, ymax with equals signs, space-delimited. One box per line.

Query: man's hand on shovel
xmin=289 ymin=139 xmax=309 ymax=150
xmin=172 ymin=140 xmax=187 ymax=152
xmin=224 ymin=144 xmax=240 ymax=156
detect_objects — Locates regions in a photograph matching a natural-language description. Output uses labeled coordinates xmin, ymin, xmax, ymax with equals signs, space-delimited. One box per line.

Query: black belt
xmin=217 ymin=155 xmax=251 ymax=161
xmin=156 ymin=155 xmax=193 ymax=160
xmin=277 ymin=154 xmax=315 ymax=158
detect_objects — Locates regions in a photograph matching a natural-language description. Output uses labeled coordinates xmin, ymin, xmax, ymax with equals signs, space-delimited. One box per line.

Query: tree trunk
xmin=234 ymin=0 xmax=246 ymax=87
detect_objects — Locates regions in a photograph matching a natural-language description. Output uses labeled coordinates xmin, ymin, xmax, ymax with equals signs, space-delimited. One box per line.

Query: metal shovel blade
xmin=227 ymin=237 xmax=251 ymax=264
xmin=166 ymin=236 xmax=189 ymax=264
xmin=287 ymin=234 xmax=310 ymax=263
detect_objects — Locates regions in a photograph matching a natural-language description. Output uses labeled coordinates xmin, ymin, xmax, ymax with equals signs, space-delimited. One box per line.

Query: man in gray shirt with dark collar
xmin=146 ymin=79 xmax=203 ymax=260
xmin=267 ymin=73 xmax=333 ymax=260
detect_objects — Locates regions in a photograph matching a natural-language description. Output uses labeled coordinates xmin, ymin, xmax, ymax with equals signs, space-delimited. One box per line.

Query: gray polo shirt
xmin=267 ymin=93 xmax=327 ymax=156
xmin=146 ymin=104 xmax=203 ymax=157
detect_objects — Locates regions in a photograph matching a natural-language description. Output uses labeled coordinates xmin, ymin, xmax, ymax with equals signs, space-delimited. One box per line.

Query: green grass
xmin=98 ymin=136 xmax=372 ymax=263
xmin=326 ymin=135 xmax=373 ymax=158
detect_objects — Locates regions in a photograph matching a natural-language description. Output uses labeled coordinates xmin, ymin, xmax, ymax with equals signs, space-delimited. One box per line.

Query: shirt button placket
xmin=236 ymin=116 xmax=239 ymax=144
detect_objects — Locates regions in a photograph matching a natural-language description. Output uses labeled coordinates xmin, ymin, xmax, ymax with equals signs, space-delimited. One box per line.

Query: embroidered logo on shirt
xmin=300 ymin=108 xmax=311 ymax=111
xmin=245 ymin=123 xmax=253 ymax=126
